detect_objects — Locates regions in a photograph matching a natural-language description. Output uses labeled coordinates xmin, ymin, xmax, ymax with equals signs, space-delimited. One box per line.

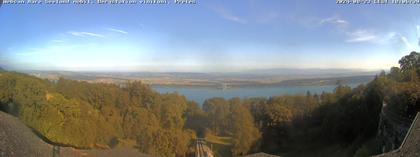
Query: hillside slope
xmin=0 ymin=111 xmax=154 ymax=157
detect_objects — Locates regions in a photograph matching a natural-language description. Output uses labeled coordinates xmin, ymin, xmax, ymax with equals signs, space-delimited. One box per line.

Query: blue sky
xmin=0 ymin=0 xmax=420 ymax=72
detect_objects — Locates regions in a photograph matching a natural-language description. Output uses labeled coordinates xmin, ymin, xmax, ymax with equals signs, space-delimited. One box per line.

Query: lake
xmin=153 ymin=83 xmax=364 ymax=105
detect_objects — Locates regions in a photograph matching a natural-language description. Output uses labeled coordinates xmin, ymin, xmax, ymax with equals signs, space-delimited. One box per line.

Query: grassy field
xmin=204 ymin=133 xmax=232 ymax=157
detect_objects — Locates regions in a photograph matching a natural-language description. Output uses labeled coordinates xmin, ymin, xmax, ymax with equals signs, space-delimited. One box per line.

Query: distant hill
xmin=20 ymin=68 xmax=378 ymax=87
xmin=240 ymin=68 xmax=380 ymax=77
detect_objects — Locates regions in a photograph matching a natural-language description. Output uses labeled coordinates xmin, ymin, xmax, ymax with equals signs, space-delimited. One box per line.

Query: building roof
xmin=241 ymin=152 xmax=281 ymax=157
xmin=373 ymin=112 xmax=420 ymax=157
xmin=0 ymin=111 xmax=51 ymax=157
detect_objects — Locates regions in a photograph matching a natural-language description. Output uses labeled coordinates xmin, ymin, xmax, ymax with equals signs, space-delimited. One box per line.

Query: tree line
xmin=0 ymin=72 xmax=194 ymax=157
xmin=0 ymin=52 xmax=419 ymax=157
xmin=184 ymin=51 xmax=420 ymax=157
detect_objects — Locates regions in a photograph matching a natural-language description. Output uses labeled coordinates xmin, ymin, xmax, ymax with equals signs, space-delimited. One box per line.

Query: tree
xmin=184 ymin=101 xmax=207 ymax=137
xmin=399 ymin=51 xmax=420 ymax=80
xmin=334 ymin=85 xmax=352 ymax=98
xmin=203 ymin=97 xmax=231 ymax=135
xmin=389 ymin=67 xmax=402 ymax=81
xmin=0 ymin=72 xmax=194 ymax=156
xmin=157 ymin=93 xmax=188 ymax=129
xmin=230 ymin=104 xmax=261 ymax=156
xmin=399 ymin=51 xmax=420 ymax=72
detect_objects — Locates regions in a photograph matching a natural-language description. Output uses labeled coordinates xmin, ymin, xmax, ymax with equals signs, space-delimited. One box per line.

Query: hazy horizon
xmin=1 ymin=0 xmax=420 ymax=72
xmin=13 ymin=67 xmax=382 ymax=74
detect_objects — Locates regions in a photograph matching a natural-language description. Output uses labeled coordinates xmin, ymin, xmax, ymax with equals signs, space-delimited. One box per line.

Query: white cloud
xmin=67 ymin=31 xmax=105 ymax=38
xmin=398 ymin=35 xmax=414 ymax=49
xmin=106 ymin=28 xmax=128 ymax=34
xmin=382 ymin=32 xmax=415 ymax=49
xmin=346 ymin=30 xmax=377 ymax=43
xmin=210 ymin=5 xmax=246 ymax=24
xmin=345 ymin=30 xmax=416 ymax=51
xmin=320 ymin=16 xmax=349 ymax=26
xmin=331 ymin=20 xmax=419 ymax=51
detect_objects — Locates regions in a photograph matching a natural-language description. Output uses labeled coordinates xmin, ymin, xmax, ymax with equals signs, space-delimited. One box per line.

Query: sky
xmin=1 ymin=0 xmax=420 ymax=72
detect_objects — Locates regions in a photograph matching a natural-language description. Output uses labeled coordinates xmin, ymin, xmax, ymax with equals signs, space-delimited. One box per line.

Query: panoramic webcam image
xmin=1 ymin=0 xmax=420 ymax=157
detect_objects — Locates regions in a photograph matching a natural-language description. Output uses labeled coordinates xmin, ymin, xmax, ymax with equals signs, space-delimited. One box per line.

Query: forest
xmin=0 ymin=52 xmax=419 ymax=157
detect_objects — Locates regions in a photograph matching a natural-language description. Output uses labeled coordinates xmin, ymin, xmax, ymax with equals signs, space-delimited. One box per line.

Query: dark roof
xmin=0 ymin=111 xmax=51 ymax=157
xmin=241 ymin=152 xmax=281 ymax=157
xmin=373 ymin=112 xmax=420 ymax=157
